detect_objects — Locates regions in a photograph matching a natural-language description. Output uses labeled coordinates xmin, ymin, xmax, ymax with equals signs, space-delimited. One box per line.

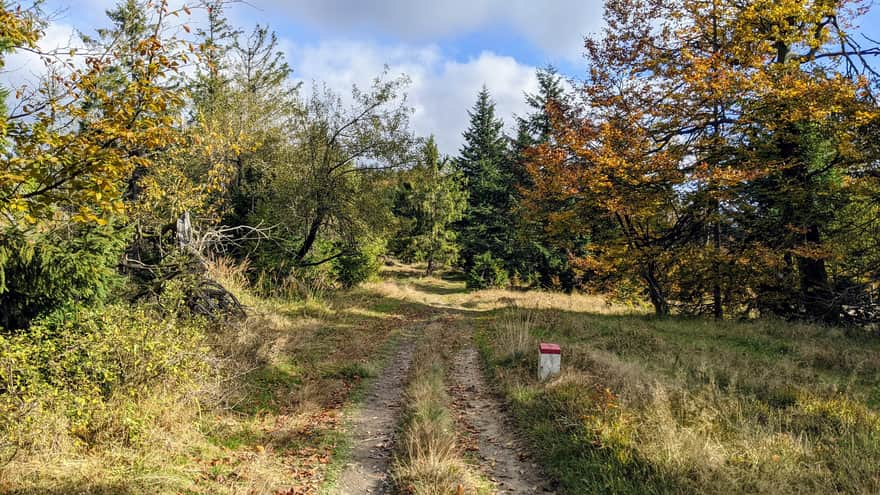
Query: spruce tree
xmin=232 ymin=26 xmax=292 ymax=95
xmin=511 ymin=67 xmax=580 ymax=290
xmin=456 ymin=87 xmax=516 ymax=277
xmin=521 ymin=67 xmax=568 ymax=139
xmin=222 ymin=24 xmax=296 ymax=227
xmin=190 ymin=0 xmax=241 ymax=111
xmin=390 ymin=137 xmax=467 ymax=275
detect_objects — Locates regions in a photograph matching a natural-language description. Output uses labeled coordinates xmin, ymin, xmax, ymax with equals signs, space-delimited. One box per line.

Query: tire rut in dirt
xmin=334 ymin=330 xmax=419 ymax=494
xmin=450 ymin=347 xmax=553 ymax=494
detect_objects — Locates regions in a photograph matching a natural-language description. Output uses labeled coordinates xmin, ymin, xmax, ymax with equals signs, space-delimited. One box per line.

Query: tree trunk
xmin=710 ymin=0 xmax=724 ymax=321
xmin=643 ymin=265 xmax=670 ymax=316
xmin=295 ymin=209 xmax=325 ymax=264
xmin=713 ymin=216 xmax=723 ymax=319
xmin=798 ymin=224 xmax=836 ymax=323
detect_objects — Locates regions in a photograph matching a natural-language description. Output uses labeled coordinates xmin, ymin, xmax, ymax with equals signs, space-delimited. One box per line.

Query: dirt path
xmin=449 ymin=347 xmax=552 ymax=494
xmin=334 ymin=330 xmax=418 ymax=494
xmin=332 ymin=296 xmax=550 ymax=494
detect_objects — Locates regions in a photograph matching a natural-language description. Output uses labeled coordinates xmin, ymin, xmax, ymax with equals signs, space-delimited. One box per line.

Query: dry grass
xmin=0 ymin=259 xmax=424 ymax=494
xmin=482 ymin=302 xmax=880 ymax=494
xmin=373 ymin=263 xmax=641 ymax=315
xmin=392 ymin=324 xmax=489 ymax=495
xmin=493 ymin=305 xmax=540 ymax=361
xmin=10 ymin=260 xmax=875 ymax=494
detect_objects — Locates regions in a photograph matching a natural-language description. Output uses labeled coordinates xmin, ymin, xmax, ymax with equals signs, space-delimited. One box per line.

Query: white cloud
xmin=288 ymin=40 xmax=540 ymax=155
xmin=235 ymin=0 xmax=602 ymax=61
xmin=3 ymin=22 xmax=78 ymax=91
xmin=410 ymin=52 xmax=541 ymax=154
xmin=1 ymin=16 xmax=544 ymax=156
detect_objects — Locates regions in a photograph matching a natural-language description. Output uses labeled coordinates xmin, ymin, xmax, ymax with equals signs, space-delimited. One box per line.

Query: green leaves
xmin=0 ymin=299 xmax=207 ymax=453
xmin=456 ymin=88 xmax=518 ymax=273
xmin=391 ymin=137 xmax=466 ymax=273
xmin=0 ymin=224 xmax=127 ymax=330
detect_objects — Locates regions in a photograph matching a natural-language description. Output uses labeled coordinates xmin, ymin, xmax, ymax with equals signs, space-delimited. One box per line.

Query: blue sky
xmin=8 ymin=0 xmax=607 ymax=153
xmin=7 ymin=0 xmax=880 ymax=154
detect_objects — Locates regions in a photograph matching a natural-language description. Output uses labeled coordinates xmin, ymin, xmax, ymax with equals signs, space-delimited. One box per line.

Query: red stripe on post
xmin=539 ymin=343 xmax=561 ymax=354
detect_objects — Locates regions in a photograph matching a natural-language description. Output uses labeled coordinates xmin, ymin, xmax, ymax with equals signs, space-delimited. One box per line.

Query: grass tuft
xmin=392 ymin=327 xmax=490 ymax=495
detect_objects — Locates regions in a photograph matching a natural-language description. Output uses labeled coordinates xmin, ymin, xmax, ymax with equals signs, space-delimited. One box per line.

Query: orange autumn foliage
xmin=522 ymin=0 xmax=880 ymax=318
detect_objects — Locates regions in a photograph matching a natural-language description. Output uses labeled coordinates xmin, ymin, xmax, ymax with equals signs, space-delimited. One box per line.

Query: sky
xmin=4 ymin=0 xmax=880 ymax=155
xmin=3 ymin=0 xmax=608 ymax=155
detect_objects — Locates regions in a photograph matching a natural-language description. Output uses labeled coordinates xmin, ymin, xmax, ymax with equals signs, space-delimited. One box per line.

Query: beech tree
xmin=730 ymin=0 xmax=880 ymax=321
xmin=1 ymin=0 xmax=187 ymax=229
xmin=524 ymin=0 xmax=880 ymax=318
xmin=0 ymin=1 xmax=192 ymax=325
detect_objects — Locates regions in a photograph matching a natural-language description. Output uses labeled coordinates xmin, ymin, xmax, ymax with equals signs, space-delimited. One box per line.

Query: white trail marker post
xmin=538 ymin=343 xmax=561 ymax=381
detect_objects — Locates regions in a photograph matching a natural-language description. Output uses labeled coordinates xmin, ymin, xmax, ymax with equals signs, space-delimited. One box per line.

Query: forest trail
xmin=332 ymin=267 xmax=548 ymax=494
xmin=449 ymin=347 xmax=551 ymax=494
xmin=335 ymin=329 xmax=420 ymax=494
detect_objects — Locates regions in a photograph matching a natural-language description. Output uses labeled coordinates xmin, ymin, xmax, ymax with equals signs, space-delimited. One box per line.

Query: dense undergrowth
xmin=0 ymin=261 xmax=421 ymax=494
xmin=0 ymin=291 xmax=208 ymax=466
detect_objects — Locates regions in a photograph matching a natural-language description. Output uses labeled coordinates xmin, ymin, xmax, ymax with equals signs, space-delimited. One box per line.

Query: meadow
xmin=3 ymin=264 xmax=879 ymax=494
xmin=480 ymin=298 xmax=880 ymax=494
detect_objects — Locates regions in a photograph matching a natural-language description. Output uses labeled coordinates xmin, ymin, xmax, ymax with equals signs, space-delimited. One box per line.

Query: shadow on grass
xmin=475 ymin=302 xmax=880 ymax=494
xmin=380 ymin=265 xmax=427 ymax=279
xmin=410 ymin=280 xmax=469 ymax=296
xmin=499 ymin=365 xmax=690 ymax=494
xmin=201 ymin=269 xmax=880 ymax=493
xmin=380 ymin=264 xmax=466 ymax=284
xmin=3 ymin=482 xmax=144 ymax=495
xmin=440 ymin=270 xmax=467 ymax=282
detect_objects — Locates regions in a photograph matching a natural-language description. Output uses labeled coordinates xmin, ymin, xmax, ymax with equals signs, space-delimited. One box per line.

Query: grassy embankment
xmin=5 ymin=263 xmax=878 ymax=494
xmin=1 ymin=261 xmax=432 ymax=495
xmin=369 ymin=267 xmax=880 ymax=493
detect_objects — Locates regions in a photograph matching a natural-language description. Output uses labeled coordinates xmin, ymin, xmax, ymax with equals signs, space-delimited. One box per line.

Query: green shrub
xmin=333 ymin=238 xmax=385 ymax=288
xmin=0 ymin=225 xmax=127 ymax=330
xmin=467 ymin=251 xmax=509 ymax=289
xmin=0 ymin=299 xmax=208 ymax=460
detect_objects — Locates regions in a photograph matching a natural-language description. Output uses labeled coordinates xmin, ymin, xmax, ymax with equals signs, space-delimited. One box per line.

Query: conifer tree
xmin=511 ymin=67 xmax=582 ymax=290
xmin=514 ymin=67 xmax=568 ymax=152
xmin=221 ymin=23 xmax=296 ymax=226
xmin=456 ymin=87 xmax=515 ymax=274
xmin=190 ymin=0 xmax=241 ymax=111
xmin=391 ymin=137 xmax=467 ymax=274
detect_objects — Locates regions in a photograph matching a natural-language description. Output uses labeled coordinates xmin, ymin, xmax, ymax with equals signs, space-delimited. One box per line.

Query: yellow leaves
xmin=71 ymin=209 xmax=102 ymax=224
xmin=0 ymin=7 xmax=192 ymax=230
xmin=0 ymin=7 xmax=41 ymax=49
xmin=854 ymin=109 xmax=879 ymax=125
xmin=789 ymin=243 xmax=834 ymax=261
xmin=5 ymin=199 xmax=28 ymax=214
